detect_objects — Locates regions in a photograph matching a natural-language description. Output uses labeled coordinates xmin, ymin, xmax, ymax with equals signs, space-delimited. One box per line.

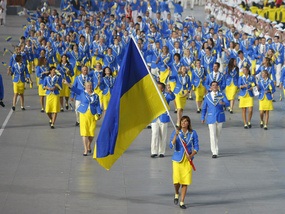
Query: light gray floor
xmin=1 ymin=6 xmax=285 ymax=214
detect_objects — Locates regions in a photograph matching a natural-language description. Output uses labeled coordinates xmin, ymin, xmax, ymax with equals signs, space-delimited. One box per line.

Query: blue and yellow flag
xmin=93 ymin=38 xmax=168 ymax=170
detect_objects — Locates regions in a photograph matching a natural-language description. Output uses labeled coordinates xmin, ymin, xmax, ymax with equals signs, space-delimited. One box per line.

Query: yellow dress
xmin=239 ymin=93 xmax=254 ymax=108
xmin=194 ymin=82 xmax=206 ymax=102
xmin=79 ymin=109 xmax=97 ymax=137
xmin=13 ymin=82 xmax=25 ymax=94
xmin=175 ymin=90 xmax=188 ymax=109
xmin=38 ymin=84 xmax=46 ymax=96
xmin=173 ymin=154 xmax=192 ymax=185
xmin=225 ymin=82 xmax=238 ymax=100
xmin=259 ymin=96 xmax=273 ymax=111
xmin=102 ymin=91 xmax=111 ymax=111
xmin=45 ymin=94 xmax=60 ymax=113
xmin=60 ymin=84 xmax=70 ymax=97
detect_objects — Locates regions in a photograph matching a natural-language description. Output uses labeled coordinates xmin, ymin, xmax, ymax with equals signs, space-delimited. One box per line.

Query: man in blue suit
xmin=201 ymin=81 xmax=230 ymax=158
xmin=151 ymin=82 xmax=175 ymax=158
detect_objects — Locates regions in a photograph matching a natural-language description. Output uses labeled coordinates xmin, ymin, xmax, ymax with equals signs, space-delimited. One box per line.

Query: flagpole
xmin=130 ymin=36 xmax=196 ymax=170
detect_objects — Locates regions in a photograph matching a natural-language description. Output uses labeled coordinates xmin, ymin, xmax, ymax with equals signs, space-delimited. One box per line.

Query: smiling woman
xmin=169 ymin=115 xmax=199 ymax=209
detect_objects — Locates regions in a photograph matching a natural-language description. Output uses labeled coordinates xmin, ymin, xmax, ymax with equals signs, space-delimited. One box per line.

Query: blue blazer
xmin=71 ymin=86 xmax=102 ymax=115
xmin=43 ymin=75 xmax=62 ymax=95
xmin=100 ymin=76 xmax=116 ymax=95
xmin=56 ymin=63 xmax=74 ymax=83
xmin=153 ymin=91 xmax=175 ymax=123
xmin=169 ymin=130 xmax=199 ymax=162
xmin=71 ymin=75 xmax=93 ymax=100
xmin=36 ymin=65 xmax=49 ymax=85
xmin=191 ymin=67 xmax=207 ymax=87
xmin=205 ymin=72 xmax=226 ymax=91
xmin=238 ymin=75 xmax=256 ymax=97
xmin=172 ymin=74 xmax=192 ymax=94
xmin=256 ymin=65 xmax=276 ymax=82
xmin=11 ymin=63 xmax=30 ymax=83
xmin=225 ymin=67 xmax=239 ymax=86
xmin=201 ymin=92 xmax=230 ymax=124
xmin=258 ymin=78 xmax=276 ymax=100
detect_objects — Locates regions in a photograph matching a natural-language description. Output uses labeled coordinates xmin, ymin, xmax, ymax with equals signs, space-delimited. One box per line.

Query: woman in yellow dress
xmin=169 ymin=116 xmax=199 ymax=209
xmin=36 ymin=57 xmax=49 ymax=112
xmin=238 ymin=66 xmax=256 ymax=128
xmin=57 ymin=54 xmax=74 ymax=111
xmin=157 ymin=46 xmax=171 ymax=84
xmin=8 ymin=55 xmax=32 ymax=111
xmin=225 ymin=58 xmax=239 ymax=113
xmin=257 ymin=70 xmax=275 ymax=130
xmin=43 ymin=66 xmax=62 ymax=129
xmin=63 ymin=80 xmax=102 ymax=156
xmin=100 ymin=66 xmax=116 ymax=112
xmin=191 ymin=60 xmax=207 ymax=113
xmin=172 ymin=66 xmax=192 ymax=126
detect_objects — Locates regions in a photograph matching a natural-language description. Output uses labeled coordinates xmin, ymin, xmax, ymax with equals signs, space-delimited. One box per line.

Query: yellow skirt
xmin=102 ymin=91 xmax=111 ymax=111
xmin=79 ymin=109 xmax=97 ymax=137
xmin=187 ymin=70 xmax=193 ymax=81
xmin=34 ymin=58 xmax=39 ymax=67
xmin=225 ymin=82 xmax=238 ymax=100
xmin=169 ymin=81 xmax=176 ymax=92
xmin=175 ymin=90 xmax=188 ymax=109
xmin=13 ymin=82 xmax=25 ymax=94
xmin=38 ymin=84 xmax=46 ymax=96
xmin=159 ymin=69 xmax=170 ymax=84
xmin=194 ymin=83 xmax=206 ymax=101
xmin=251 ymin=60 xmax=256 ymax=75
xmin=60 ymin=84 xmax=70 ymax=97
xmin=46 ymin=94 xmax=60 ymax=113
xmin=26 ymin=61 xmax=34 ymax=74
xmin=259 ymin=96 xmax=273 ymax=111
xmin=173 ymin=154 xmax=192 ymax=185
xmin=56 ymin=52 xmax=61 ymax=63
xmin=239 ymin=93 xmax=254 ymax=108
xmin=71 ymin=67 xmax=81 ymax=83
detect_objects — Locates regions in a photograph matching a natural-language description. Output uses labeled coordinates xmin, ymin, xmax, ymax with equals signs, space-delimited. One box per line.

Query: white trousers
xmin=151 ymin=119 xmax=168 ymax=155
xmin=208 ymin=122 xmax=223 ymax=155
xmin=275 ymin=63 xmax=282 ymax=86
xmin=132 ymin=10 xmax=138 ymax=24
xmin=75 ymin=100 xmax=81 ymax=123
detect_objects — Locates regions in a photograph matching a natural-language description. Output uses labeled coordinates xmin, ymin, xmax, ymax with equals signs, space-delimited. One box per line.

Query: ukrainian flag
xmin=93 ymin=38 xmax=169 ymax=170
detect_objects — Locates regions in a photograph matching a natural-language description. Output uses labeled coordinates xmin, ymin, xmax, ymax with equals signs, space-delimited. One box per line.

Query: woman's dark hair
xmin=264 ymin=57 xmax=272 ymax=67
xmin=15 ymin=55 xmax=22 ymax=62
xmin=228 ymin=58 xmax=236 ymax=72
xmin=174 ymin=53 xmax=181 ymax=60
xmin=208 ymin=38 xmax=215 ymax=48
xmin=157 ymin=81 xmax=166 ymax=90
xmin=178 ymin=115 xmax=193 ymax=132
xmin=61 ymin=54 xmax=70 ymax=64
xmin=38 ymin=57 xmax=47 ymax=66
xmin=103 ymin=66 xmax=113 ymax=77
